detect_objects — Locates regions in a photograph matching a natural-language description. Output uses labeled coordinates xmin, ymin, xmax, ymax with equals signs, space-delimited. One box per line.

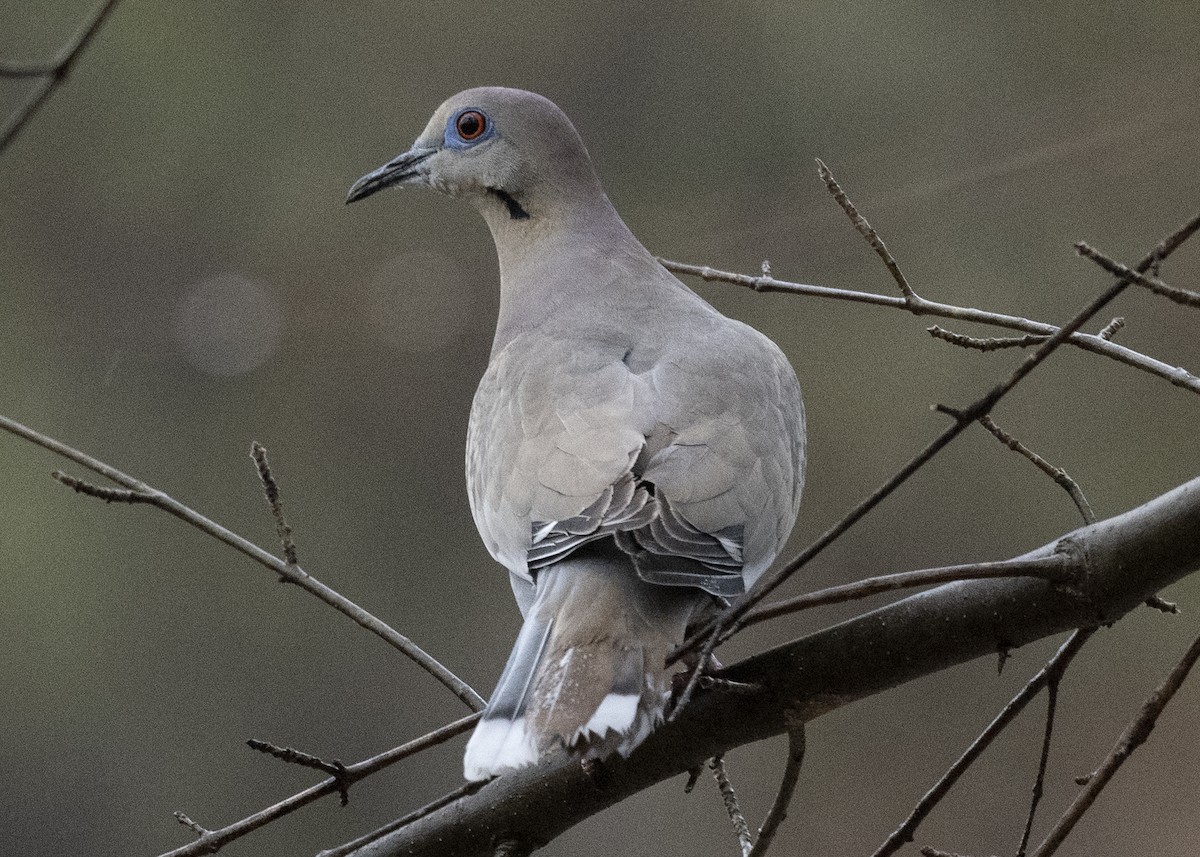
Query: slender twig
xmin=0 ymin=413 xmax=485 ymax=712
xmin=871 ymin=629 xmax=1094 ymax=857
xmin=52 ymin=470 xmax=154 ymax=504
xmin=1145 ymin=595 xmax=1179 ymax=614
xmin=740 ymin=555 xmax=1073 ymax=631
xmin=657 ymin=264 xmax=1200 ymax=397
xmin=928 ymin=326 xmax=1049 ymax=352
xmin=1076 ymin=242 xmax=1200 ymax=309
xmin=816 ymin=158 xmax=917 ymax=299
xmin=674 ymin=210 xmax=1200 ymax=661
xmin=315 ymin=780 xmax=488 ymax=857
xmin=250 ymin=441 xmax=299 ymax=566
xmin=669 ymin=623 xmax=721 ymax=721
xmin=0 ymin=0 xmax=122 ymax=155
xmin=172 ymin=811 xmax=212 ymax=839
xmin=246 ymin=739 xmax=350 ymax=806
xmin=1016 ymin=681 xmax=1059 ymax=857
xmin=1097 ymin=317 xmax=1124 ymax=341
xmin=1029 ymin=632 xmax=1200 ymax=857
xmin=711 ymin=755 xmax=754 ymax=857
xmin=747 ymin=727 xmax=806 ymax=857
xmin=156 ymin=713 xmax=479 ymax=857
xmin=972 ymin=415 xmax=1095 ymax=525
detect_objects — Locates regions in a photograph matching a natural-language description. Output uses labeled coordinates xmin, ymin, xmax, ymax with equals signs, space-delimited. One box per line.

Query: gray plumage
xmin=348 ymin=87 xmax=805 ymax=781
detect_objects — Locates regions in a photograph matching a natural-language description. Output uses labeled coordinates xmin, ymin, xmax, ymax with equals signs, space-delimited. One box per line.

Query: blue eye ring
xmin=445 ymin=107 xmax=496 ymax=149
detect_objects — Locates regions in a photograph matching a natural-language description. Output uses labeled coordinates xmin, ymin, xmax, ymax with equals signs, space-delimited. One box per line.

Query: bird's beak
xmin=346 ymin=146 xmax=436 ymax=205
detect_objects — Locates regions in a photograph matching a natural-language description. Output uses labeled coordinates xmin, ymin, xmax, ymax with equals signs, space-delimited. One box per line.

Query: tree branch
xmin=156 ymin=714 xmax=479 ymax=857
xmin=1029 ymin=631 xmax=1200 ymax=857
xmin=658 ymin=245 xmax=1200 ymax=396
xmin=0 ymin=413 xmax=484 ymax=712
xmin=348 ymin=475 xmax=1200 ymax=856
xmin=673 ymin=210 xmax=1200 ymax=662
xmin=0 ymin=0 xmax=123 ymax=155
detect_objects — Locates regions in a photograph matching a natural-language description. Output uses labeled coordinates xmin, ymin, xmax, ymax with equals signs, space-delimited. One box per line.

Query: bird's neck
xmin=485 ymin=196 xmax=666 ymax=357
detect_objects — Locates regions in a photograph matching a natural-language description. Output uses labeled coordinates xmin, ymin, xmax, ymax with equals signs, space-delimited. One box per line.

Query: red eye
xmin=456 ymin=110 xmax=487 ymax=141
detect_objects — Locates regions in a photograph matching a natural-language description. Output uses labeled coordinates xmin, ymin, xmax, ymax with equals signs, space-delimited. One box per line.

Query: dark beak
xmin=346 ymin=147 xmax=436 ymax=205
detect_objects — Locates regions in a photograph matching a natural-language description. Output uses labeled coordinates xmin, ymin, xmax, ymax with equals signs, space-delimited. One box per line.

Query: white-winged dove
xmin=348 ymin=87 xmax=805 ymax=781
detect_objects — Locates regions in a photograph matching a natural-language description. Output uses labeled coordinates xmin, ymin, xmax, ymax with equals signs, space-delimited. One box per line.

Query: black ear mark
xmin=487 ymin=187 xmax=531 ymax=220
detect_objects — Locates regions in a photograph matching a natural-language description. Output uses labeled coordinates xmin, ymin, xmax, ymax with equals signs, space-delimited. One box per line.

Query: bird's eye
xmin=456 ymin=110 xmax=487 ymax=141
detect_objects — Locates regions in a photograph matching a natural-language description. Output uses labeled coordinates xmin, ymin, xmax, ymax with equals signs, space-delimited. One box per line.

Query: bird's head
xmin=347 ymin=87 xmax=605 ymax=226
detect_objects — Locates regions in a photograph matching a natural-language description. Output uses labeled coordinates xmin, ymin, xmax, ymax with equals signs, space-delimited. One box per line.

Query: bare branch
xmin=350 ymin=474 xmax=1200 ymax=856
xmin=0 ymin=413 xmax=485 ymax=712
xmin=246 ymin=739 xmax=349 ymax=806
xmin=1097 ymin=317 xmax=1124 ymax=341
xmin=250 ymin=441 xmax=299 ymax=566
xmin=1016 ymin=680 xmax=1059 ymax=857
xmin=1145 ymin=595 xmax=1179 ymax=614
xmin=172 ymin=811 xmax=212 ymax=840
xmin=316 ymin=781 xmax=488 ymax=857
xmin=973 ymin=415 xmax=1095 ymax=524
xmin=928 ymin=325 xmax=1049 ymax=352
xmin=1029 ymin=632 xmax=1200 ymax=857
xmin=871 ymin=630 xmax=1094 ymax=857
xmin=675 ymin=211 xmax=1200 ymax=659
xmin=0 ymin=0 xmax=122 ymax=155
xmin=815 ymin=158 xmax=917 ymax=299
xmin=660 ymin=231 xmax=1200 ymax=397
xmin=747 ymin=727 xmax=805 ymax=857
xmin=1076 ymin=242 xmax=1200 ymax=309
xmin=668 ymin=624 xmax=721 ymax=722
xmin=52 ymin=470 xmax=154 ymax=504
xmin=711 ymin=755 xmax=753 ymax=857
xmin=157 ymin=714 xmax=479 ymax=857
xmin=740 ymin=555 xmax=1073 ymax=631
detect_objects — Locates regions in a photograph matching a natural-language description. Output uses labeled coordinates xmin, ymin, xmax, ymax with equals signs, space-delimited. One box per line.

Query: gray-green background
xmin=3 ymin=2 xmax=1199 ymax=855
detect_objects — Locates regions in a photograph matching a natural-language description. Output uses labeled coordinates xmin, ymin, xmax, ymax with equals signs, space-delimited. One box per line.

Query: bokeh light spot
xmin=174 ymin=273 xmax=283 ymax=376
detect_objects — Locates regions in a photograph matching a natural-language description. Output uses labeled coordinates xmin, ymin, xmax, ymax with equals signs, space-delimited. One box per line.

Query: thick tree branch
xmin=350 ymin=475 xmax=1200 ymax=856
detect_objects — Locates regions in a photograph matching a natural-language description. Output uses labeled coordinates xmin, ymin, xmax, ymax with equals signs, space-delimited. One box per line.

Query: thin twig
xmin=747 ymin=727 xmax=806 ymax=857
xmin=250 ymin=442 xmax=299 ymax=566
xmin=870 ymin=629 xmax=1094 ymax=857
xmin=314 ymin=779 xmax=487 ymax=857
xmin=674 ymin=211 xmax=1200 ymax=661
xmin=1029 ymin=632 xmax=1200 ymax=857
xmin=928 ymin=325 xmax=1049 ymax=352
xmin=1097 ymin=317 xmax=1124 ymax=341
xmin=816 ymin=158 xmax=917 ymax=299
xmin=52 ymin=470 xmax=154 ymax=504
xmin=172 ymin=811 xmax=212 ymax=839
xmin=657 ymin=262 xmax=1200 ymax=397
xmin=156 ymin=713 xmax=479 ymax=857
xmin=668 ymin=623 xmax=720 ymax=722
xmin=246 ymin=739 xmax=350 ymax=806
xmin=973 ymin=414 xmax=1096 ymax=525
xmin=740 ymin=555 xmax=1073 ymax=631
xmin=0 ymin=413 xmax=485 ymax=712
xmin=1076 ymin=243 xmax=1200 ymax=309
xmin=0 ymin=0 xmax=123 ymax=155
xmin=1145 ymin=595 xmax=1179 ymax=614
xmin=711 ymin=755 xmax=754 ymax=857
xmin=1016 ymin=680 xmax=1059 ymax=857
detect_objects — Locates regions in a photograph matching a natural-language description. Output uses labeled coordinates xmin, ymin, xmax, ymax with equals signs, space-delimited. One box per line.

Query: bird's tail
xmin=463 ymin=544 xmax=705 ymax=781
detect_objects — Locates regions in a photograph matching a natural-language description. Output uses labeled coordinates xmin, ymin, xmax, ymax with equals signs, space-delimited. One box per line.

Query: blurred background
xmin=2 ymin=2 xmax=1199 ymax=855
